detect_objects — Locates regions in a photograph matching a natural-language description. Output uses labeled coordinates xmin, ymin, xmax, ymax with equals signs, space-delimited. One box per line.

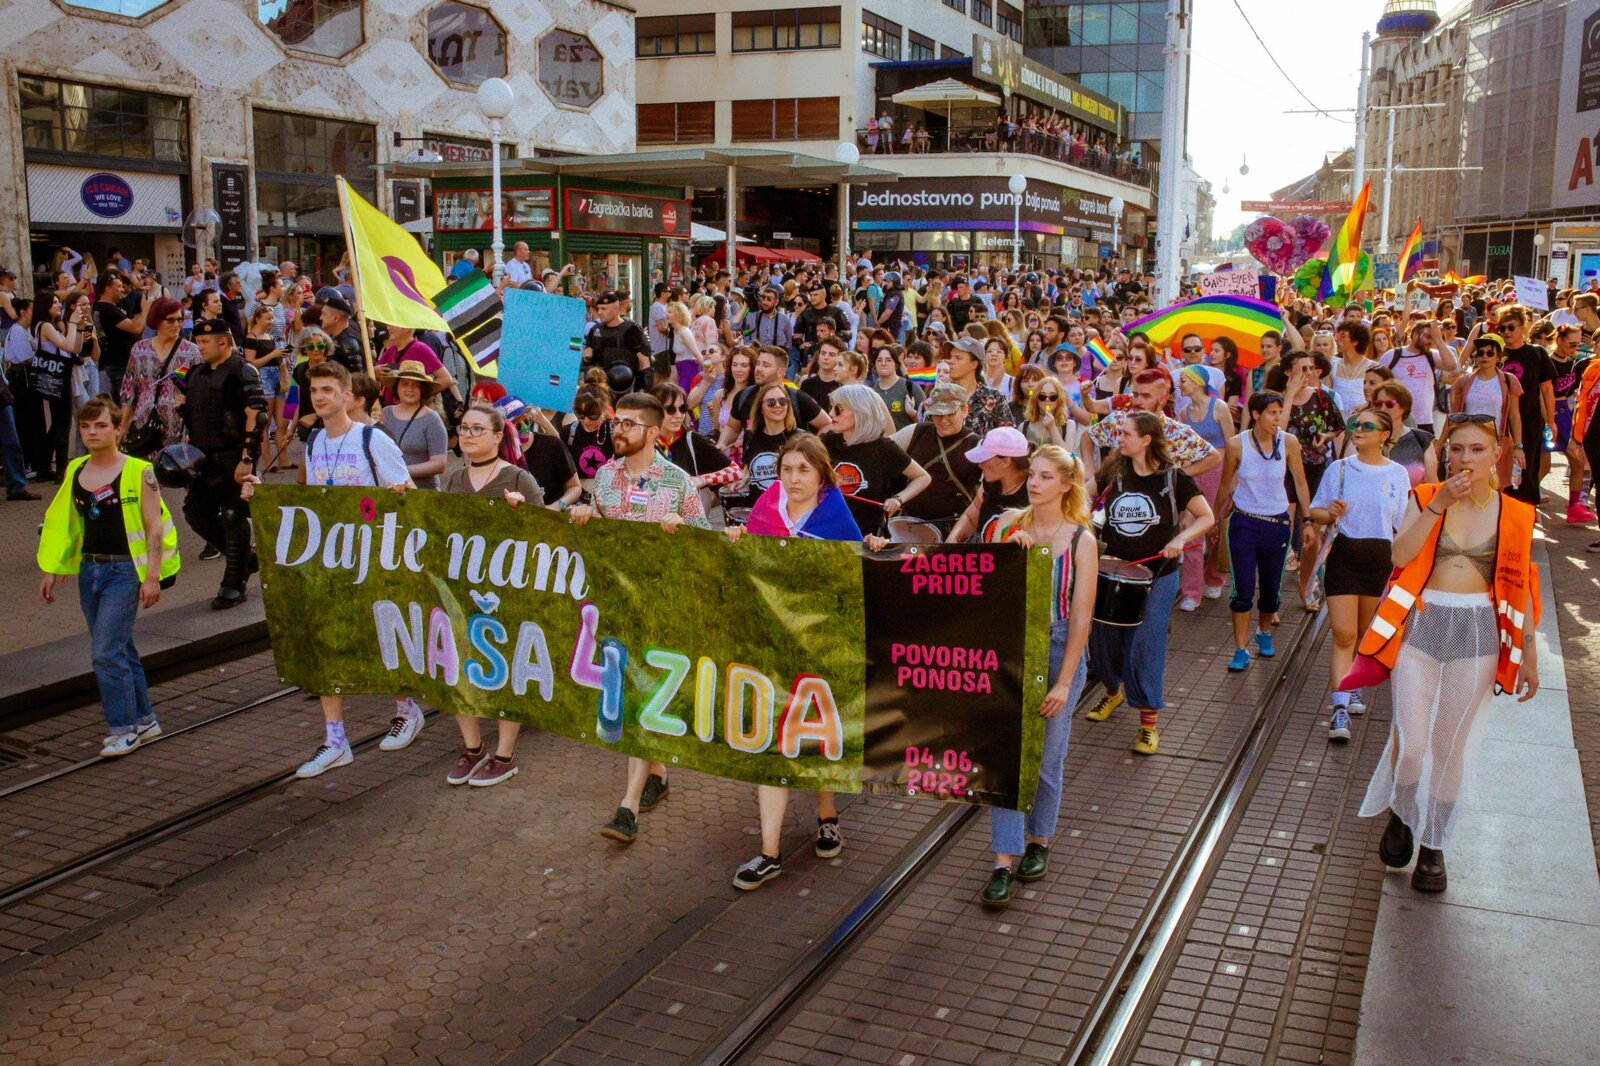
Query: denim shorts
xmin=258 ymin=366 xmax=280 ymax=399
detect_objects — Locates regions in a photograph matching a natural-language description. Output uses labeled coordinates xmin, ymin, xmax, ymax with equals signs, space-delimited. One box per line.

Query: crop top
xmin=1435 ymin=525 xmax=1497 ymax=584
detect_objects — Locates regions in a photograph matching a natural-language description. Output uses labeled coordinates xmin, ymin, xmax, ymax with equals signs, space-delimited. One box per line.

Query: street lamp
xmin=1108 ymin=195 xmax=1125 ymax=262
xmin=1008 ymin=173 xmax=1027 ymax=271
xmin=835 ymin=141 xmax=860 ymax=263
xmin=1534 ymin=233 xmax=1546 ymax=279
xmin=475 ymin=77 xmax=515 ymax=286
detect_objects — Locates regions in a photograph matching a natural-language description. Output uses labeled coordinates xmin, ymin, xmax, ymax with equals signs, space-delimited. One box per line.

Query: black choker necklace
xmin=470 ymin=457 xmax=498 ymax=468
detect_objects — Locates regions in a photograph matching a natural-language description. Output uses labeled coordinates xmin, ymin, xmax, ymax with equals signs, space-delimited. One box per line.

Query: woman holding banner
xmin=974 ymin=444 xmax=1099 ymax=909
xmin=440 ymin=402 xmax=542 ymax=787
xmin=724 ymin=433 xmax=860 ymax=891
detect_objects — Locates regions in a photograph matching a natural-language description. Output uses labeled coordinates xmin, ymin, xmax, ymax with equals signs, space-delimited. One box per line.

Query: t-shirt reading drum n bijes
xmin=1100 ymin=467 xmax=1201 ymax=578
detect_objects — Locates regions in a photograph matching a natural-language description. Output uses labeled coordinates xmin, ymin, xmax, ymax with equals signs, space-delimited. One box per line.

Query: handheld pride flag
xmin=1124 ymin=294 xmax=1283 ymax=371
xmin=1317 ymin=181 xmax=1373 ymax=303
xmin=1398 ymin=220 xmax=1424 ymax=285
xmin=906 ymin=368 xmax=939 ymax=387
xmin=1085 ymin=337 xmax=1114 ymax=372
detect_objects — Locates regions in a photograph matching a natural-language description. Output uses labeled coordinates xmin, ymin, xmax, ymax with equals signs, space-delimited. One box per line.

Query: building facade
xmin=632 ymin=0 xmax=1153 ymax=270
xmin=2 ymin=0 xmax=636 ymax=290
xmin=1022 ymin=0 xmax=1168 ymax=144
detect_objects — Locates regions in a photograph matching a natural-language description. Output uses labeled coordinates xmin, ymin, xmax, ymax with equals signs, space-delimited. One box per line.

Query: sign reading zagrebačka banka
xmin=252 ymin=486 xmax=1055 ymax=810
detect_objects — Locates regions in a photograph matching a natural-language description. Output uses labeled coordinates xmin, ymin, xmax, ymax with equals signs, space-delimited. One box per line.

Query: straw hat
xmin=382 ymin=359 xmax=444 ymax=395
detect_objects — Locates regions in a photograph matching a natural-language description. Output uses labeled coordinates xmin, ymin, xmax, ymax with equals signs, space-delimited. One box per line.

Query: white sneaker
xmin=1204 ymin=584 xmax=1224 ymax=600
xmin=135 ymin=719 xmax=162 ymax=741
xmin=1177 ymin=597 xmax=1200 ymax=612
xmin=1348 ymin=693 xmax=1367 ymax=717
xmin=296 ymin=742 xmax=353 ymax=778
xmin=380 ymin=700 xmax=425 ymax=751
xmin=101 ymin=733 xmax=141 ymax=758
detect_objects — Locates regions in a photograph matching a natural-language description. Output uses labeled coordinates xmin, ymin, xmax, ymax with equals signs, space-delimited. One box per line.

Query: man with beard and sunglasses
xmin=569 ymin=392 xmax=711 ymax=846
xmin=1491 ymin=305 xmax=1553 ymax=505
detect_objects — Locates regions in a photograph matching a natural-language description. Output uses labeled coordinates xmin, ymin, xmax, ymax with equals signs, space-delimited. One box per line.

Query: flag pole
xmin=336 ymin=176 xmax=377 ymax=379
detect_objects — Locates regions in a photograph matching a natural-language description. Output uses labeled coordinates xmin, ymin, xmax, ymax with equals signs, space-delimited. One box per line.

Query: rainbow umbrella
xmin=1124 ymin=294 xmax=1284 ymax=370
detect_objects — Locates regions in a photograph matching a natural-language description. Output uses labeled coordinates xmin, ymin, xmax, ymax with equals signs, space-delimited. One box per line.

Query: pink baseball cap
xmin=965 ymin=426 xmax=1031 ymax=463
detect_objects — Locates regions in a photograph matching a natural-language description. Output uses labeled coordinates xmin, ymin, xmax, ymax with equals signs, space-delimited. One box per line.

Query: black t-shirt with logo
xmin=736 ymin=427 xmax=799 ymax=506
xmin=563 ymin=419 xmax=614 ymax=480
xmin=1101 ymin=466 xmax=1200 ymax=578
xmin=976 ymin=475 xmax=1031 ymax=542
xmin=823 ymin=432 xmax=912 ymax=532
xmin=1500 ymin=343 xmax=1554 ymax=430
xmin=946 ymin=295 xmax=983 ymax=332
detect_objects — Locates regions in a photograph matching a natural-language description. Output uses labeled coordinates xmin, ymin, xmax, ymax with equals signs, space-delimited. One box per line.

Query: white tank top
xmin=1233 ymin=429 xmax=1289 ymax=516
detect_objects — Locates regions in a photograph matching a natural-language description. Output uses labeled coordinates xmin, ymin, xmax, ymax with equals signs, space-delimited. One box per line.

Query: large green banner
xmin=252 ymin=485 xmax=1052 ymax=809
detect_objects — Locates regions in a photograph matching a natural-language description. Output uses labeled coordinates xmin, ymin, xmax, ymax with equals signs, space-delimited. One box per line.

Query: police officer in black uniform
xmin=181 ymin=318 xmax=267 ymax=609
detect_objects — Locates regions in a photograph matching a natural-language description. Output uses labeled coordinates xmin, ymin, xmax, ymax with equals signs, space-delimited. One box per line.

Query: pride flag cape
xmin=744 ymin=482 xmax=862 ymax=541
xmin=1317 ymin=180 xmax=1373 ymax=303
xmin=338 ymin=177 xmax=451 ymax=333
xmin=1085 ymin=337 xmax=1114 ymax=372
xmin=1398 ymin=219 xmax=1425 ymax=285
xmin=1124 ymin=294 xmax=1282 ymax=371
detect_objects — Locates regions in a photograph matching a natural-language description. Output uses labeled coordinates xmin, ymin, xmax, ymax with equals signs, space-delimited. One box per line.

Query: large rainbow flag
xmin=1124 ymin=294 xmax=1283 ymax=371
xmin=1317 ymin=180 xmax=1373 ymax=303
xmin=1398 ymin=219 xmax=1424 ymax=286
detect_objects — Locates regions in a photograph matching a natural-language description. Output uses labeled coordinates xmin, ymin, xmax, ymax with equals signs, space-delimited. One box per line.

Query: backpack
xmin=307 ymin=424 xmax=379 ymax=485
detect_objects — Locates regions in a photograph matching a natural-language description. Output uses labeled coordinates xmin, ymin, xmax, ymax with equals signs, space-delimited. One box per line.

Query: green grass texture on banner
xmin=252 ymin=484 xmax=1050 ymax=806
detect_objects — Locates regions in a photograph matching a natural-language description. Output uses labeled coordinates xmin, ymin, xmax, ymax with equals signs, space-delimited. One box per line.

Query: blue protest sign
xmin=497 ymin=287 xmax=586 ymax=413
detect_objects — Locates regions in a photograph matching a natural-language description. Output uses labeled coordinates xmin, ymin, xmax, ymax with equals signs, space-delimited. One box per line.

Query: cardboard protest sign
xmin=1512 ymin=276 xmax=1550 ymax=311
xmin=253 ymin=487 xmax=1052 ymax=810
xmin=1198 ymin=268 xmax=1261 ymax=298
xmin=498 ymin=288 xmax=586 ymax=412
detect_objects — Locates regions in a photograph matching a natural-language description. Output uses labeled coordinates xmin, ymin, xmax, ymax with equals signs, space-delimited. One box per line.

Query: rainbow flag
xmin=1124 ymin=294 xmax=1282 ymax=371
xmin=1398 ymin=219 xmax=1424 ymax=285
xmin=906 ymin=368 xmax=939 ymax=386
xmin=281 ymin=380 xmax=300 ymax=422
xmin=1085 ymin=337 xmax=1114 ymax=372
xmin=169 ymin=362 xmax=192 ymax=385
xmin=1318 ymin=180 xmax=1373 ymax=303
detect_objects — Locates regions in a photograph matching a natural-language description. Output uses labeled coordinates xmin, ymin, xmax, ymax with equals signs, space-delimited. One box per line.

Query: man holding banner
xmin=569 ymin=392 xmax=710 ymax=844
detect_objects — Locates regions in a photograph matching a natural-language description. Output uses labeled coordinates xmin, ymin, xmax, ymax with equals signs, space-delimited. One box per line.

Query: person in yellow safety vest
xmin=1355 ymin=414 xmax=1539 ymax=896
xmin=37 ymin=394 xmax=181 ymax=759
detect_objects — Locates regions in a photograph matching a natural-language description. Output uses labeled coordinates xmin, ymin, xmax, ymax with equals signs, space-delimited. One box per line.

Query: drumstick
xmin=1122 ymin=543 xmax=1202 ymax=568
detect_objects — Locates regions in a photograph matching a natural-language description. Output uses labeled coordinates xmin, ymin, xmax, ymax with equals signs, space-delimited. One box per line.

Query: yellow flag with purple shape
xmin=338 ymin=177 xmax=451 ymax=333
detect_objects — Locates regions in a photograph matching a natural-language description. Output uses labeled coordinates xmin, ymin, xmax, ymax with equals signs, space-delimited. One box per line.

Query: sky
xmin=1186 ymin=0 xmax=1390 ymax=240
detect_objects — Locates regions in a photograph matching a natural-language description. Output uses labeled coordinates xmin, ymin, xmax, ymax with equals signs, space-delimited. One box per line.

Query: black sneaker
xmin=199 ymin=544 xmax=222 ymax=561
xmin=1588 ymin=538 xmax=1600 ymax=554
xmin=815 ymin=818 xmax=843 ymax=858
xmin=639 ymin=773 xmax=670 ymax=812
xmin=732 ymin=853 xmax=782 ymax=890
xmin=598 ymin=806 xmax=637 ymax=844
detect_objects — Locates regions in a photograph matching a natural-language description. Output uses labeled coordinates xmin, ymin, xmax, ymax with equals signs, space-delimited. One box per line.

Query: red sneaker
xmin=1566 ymin=502 xmax=1597 ymax=524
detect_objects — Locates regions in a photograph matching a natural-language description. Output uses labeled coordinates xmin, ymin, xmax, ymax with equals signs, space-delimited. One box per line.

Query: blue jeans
xmin=991 ymin=619 xmax=1087 ymax=855
xmin=1228 ymin=511 xmax=1291 ymax=615
xmin=1089 ymin=568 xmax=1181 ymax=710
xmin=0 ymin=405 xmax=27 ymax=496
xmin=78 ymin=560 xmax=154 ymax=733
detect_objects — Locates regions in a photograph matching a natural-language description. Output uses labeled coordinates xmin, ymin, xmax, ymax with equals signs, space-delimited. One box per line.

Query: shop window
xmin=252 ymin=109 xmax=376 ymax=179
xmin=637 ymin=102 xmax=715 ymax=145
xmin=907 ymin=31 xmax=934 ymax=62
xmin=860 ymin=11 xmax=901 ymax=60
xmin=731 ymin=97 xmax=839 ymax=142
xmin=19 ymin=76 xmax=188 ymax=164
xmin=940 ymin=43 xmax=966 ymax=59
xmin=731 ymin=7 xmax=841 ymax=52
xmin=426 ymin=2 xmax=507 ymax=86
xmin=57 ymin=0 xmax=170 ymax=16
xmin=636 ymin=14 xmax=715 ymax=57
xmin=538 ymin=28 xmax=603 ymax=109
xmin=257 ymin=0 xmax=364 ymax=59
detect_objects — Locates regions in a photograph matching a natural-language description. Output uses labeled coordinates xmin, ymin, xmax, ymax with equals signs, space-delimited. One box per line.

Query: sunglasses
xmin=1446 ymin=413 xmax=1497 ymax=426
xmin=763 ymin=397 xmax=790 ymax=408
xmin=1182 ymin=345 xmax=1204 ymax=353
xmin=1374 ymin=399 xmax=1402 ymax=409
xmin=661 ymin=404 xmax=686 ymax=414
xmin=1496 ymin=324 xmax=1517 ymax=332
xmin=1348 ymin=420 xmax=1385 ymax=433
xmin=1036 ymin=393 xmax=1060 ymax=401
xmin=302 ymin=342 xmax=328 ymax=351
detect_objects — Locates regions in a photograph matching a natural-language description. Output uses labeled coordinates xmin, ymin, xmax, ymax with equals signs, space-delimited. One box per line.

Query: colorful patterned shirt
xmin=120 ymin=338 xmax=202 ymax=449
xmin=1088 ymin=408 xmax=1216 ymax=467
xmin=590 ymin=456 xmax=710 ymax=528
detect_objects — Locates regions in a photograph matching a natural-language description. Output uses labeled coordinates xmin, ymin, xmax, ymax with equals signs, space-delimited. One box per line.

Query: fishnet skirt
xmin=1359 ymin=590 xmax=1498 ymax=851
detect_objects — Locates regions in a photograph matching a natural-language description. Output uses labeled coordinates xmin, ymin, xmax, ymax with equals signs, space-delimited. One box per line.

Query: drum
xmin=885 ymin=516 xmax=944 ymax=544
xmin=1094 ymin=558 xmax=1154 ymax=627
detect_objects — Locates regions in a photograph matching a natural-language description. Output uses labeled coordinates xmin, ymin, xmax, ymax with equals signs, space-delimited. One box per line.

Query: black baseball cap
xmin=320 ymin=294 xmax=353 ymax=316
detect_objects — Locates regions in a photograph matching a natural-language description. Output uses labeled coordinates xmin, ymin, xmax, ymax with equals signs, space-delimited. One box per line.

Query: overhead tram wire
xmin=1226 ymin=0 xmax=1353 ymax=124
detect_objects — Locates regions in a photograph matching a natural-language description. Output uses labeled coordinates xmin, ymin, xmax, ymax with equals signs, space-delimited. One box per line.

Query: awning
xmin=698 ymin=244 xmax=790 ymax=266
xmin=691 ymin=222 xmax=753 ymax=244
xmin=890 ymin=78 xmax=1002 ymax=112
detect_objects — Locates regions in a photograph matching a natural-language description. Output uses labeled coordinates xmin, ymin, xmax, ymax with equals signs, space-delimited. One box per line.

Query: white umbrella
xmin=890 ymin=79 xmax=1003 ymax=150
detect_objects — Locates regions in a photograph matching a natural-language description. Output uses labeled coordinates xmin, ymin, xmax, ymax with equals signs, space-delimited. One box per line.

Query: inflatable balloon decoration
xmin=1287 ymin=215 xmax=1329 ymax=270
xmin=1292 ymin=250 xmax=1374 ymax=300
xmin=1243 ymin=217 xmax=1296 ymax=275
